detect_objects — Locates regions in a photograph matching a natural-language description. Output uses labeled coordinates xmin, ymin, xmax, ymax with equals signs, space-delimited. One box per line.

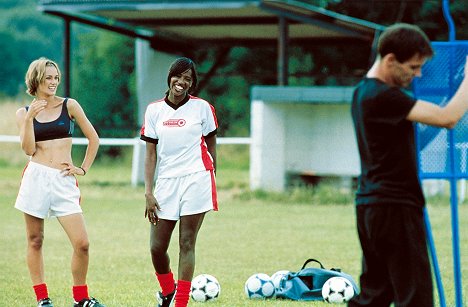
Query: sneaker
xmin=156 ymin=290 xmax=176 ymax=307
xmin=37 ymin=298 xmax=54 ymax=307
xmin=73 ymin=297 xmax=105 ymax=307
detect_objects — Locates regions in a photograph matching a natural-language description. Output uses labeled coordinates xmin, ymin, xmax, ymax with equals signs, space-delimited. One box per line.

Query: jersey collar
xmin=165 ymin=94 xmax=190 ymax=110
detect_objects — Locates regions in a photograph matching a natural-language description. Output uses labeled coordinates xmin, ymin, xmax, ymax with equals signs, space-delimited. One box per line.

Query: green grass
xmin=1 ymin=146 xmax=468 ymax=306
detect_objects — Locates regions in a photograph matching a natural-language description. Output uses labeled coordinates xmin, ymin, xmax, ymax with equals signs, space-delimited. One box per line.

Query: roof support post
xmin=63 ymin=17 xmax=71 ymax=97
xmin=368 ymin=29 xmax=382 ymax=68
xmin=277 ymin=16 xmax=288 ymax=86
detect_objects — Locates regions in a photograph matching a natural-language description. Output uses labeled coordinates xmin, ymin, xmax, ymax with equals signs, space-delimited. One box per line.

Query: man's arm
xmin=408 ymin=58 xmax=468 ymax=128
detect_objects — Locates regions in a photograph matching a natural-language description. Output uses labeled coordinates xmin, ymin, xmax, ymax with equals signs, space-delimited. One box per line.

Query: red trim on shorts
xmin=17 ymin=162 xmax=30 ymax=197
xmin=21 ymin=161 xmax=30 ymax=177
xmin=74 ymin=177 xmax=81 ymax=205
xmin=15 ymin=162 xmax=30 ymax=201
xmin=210 ymin=169 xmax=218 ymax=211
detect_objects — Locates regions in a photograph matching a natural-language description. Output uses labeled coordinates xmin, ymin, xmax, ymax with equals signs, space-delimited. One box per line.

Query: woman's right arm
xmin=16 ymin=99 xmax=47 ymax=156
xmin=144 ymin=142 xmax=157 ymax=195
xmin=144 ymin=142 xmax=159 ymax=224
xmin=16 ymin=107 xmax=37 ymax=156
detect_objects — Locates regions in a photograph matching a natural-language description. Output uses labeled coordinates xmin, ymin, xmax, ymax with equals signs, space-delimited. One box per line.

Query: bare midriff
xmin=31 ymin=138 xmax=73 ymax=169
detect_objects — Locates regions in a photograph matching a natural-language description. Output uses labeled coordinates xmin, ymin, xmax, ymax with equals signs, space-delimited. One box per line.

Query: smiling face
xmin=168 ymin=68 xmax=193 ymax=103
xmin=25 ymin=58 xmax=61 ymax=97
xmin=36 ymin=65 xmax=60 ymax=98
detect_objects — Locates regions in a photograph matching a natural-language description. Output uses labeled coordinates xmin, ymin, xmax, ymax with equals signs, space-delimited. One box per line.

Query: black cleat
xmin=37 ymin=298 xmax=54 ymax=307
xmin=73 ymin=297 xmax=105 ymax=307
xmin=156 ymin=289 xmax=176 ymax=307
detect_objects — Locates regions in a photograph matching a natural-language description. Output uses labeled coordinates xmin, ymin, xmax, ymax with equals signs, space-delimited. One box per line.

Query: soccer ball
xmin=244 ymin=273 xmax=275 ymax=299
xmin=321 ymin=276 xmax=355 ymax=304
xmin=270 ymin=270 xmax=290 ymax=292
xmin=191 ymin=274 xmax=220 ymax=302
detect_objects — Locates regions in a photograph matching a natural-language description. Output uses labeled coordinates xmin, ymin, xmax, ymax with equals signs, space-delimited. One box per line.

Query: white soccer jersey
xmin=140 ymin=95 xmax=218 ymax=178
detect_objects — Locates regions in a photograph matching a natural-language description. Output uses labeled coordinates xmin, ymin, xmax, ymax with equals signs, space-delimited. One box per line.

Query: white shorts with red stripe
xmin=155 ymin=170 xmax=218 ymax=221
xmin=15 ymin=161 xmax=82 ymax=219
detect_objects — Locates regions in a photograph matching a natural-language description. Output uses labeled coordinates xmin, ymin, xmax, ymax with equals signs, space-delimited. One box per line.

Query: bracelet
xmin=78 ymin=166 xmax=87 ymax=176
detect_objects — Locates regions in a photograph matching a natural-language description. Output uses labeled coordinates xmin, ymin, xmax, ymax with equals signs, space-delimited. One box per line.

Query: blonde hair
xmin=25 ymin=57 xmax=61 ymax=96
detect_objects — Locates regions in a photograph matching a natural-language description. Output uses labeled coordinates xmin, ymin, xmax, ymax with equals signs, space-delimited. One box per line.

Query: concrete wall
xmin=250 ymin=86 xmax=360 ymax=191
xmin=132 ymin=40 xmax=176 ymax=185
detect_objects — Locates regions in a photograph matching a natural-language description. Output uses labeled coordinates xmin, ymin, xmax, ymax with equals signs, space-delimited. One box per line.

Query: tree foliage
xmin=325 ymin=0 xmax=468 ymax=40
xmin=70 ymin=27 xmax=136 ymax=158
xmin=71 ymin=28 xmax=136 ymax=139
xmin=0 ymin=31 xmax=24 ymax=97
xmin=0 ymin=1 xmax=62 ymax=96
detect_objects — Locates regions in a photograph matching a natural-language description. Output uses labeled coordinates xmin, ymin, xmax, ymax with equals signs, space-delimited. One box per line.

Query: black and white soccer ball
xmin=191 ymin=274 xmax=220 ymax=302
xmin=321 ymin=276 xmax=355 ymax=304
xmin=244 ymin=273 xmax=275 ymax=299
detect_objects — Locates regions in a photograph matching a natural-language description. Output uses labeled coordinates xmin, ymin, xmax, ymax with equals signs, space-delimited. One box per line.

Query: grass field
xmin=0 ymin=100 xmax=467 ymax=306
xmin=1 ymin=150 xmax=468 ymax=307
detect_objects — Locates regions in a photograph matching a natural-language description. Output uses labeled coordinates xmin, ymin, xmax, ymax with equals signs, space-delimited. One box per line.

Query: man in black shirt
xmin=350 ymin=23 xmax=468 ymax=307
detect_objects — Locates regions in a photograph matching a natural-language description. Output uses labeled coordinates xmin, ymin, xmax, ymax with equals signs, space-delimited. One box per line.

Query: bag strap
xmin=301 ymin=258 xmax=325 ymax=270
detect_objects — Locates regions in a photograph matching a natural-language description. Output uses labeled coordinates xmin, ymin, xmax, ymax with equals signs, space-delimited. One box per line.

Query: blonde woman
xmin=15 ymin=58 xmax=104 ymax=307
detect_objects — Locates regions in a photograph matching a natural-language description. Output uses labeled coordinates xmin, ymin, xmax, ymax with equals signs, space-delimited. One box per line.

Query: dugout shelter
xmin=250 ymin=85 xmax=359 ymax=191
xmin=37 ymin=0 xmax=385 ymax=186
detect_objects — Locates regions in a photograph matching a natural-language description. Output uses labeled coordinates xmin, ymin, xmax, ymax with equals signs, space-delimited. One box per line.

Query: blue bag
xmin=275 ymin=258 xmax=359 ymax=301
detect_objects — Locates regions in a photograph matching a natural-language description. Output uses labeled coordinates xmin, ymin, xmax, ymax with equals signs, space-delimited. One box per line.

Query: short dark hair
xmin=378 ymin=23 xmax=434 ymax=63
xmin=167 ymin=57 xmax=198 ymax=94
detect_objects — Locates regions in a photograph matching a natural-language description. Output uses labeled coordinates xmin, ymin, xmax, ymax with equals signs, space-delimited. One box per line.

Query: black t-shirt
xmin=351 ymin=78 xmax=425 ymax=207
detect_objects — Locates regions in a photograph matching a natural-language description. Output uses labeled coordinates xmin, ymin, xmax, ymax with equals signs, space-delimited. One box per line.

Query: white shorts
xmin=15 ymin=161 xmax=82 ymax=219
xmin=155 ymin=170 xmax=218 ymax=221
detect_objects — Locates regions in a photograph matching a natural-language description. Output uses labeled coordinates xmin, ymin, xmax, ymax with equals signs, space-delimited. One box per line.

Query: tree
xmin=0 ymin=0 xmax=63 ymax=96
xmin=71 ymin=28 xmax=136 ymax=157
xmin=325 ymin=0 xmax=468 ymax=40
xmin=0 ymin=32 xmax=24 ymax=96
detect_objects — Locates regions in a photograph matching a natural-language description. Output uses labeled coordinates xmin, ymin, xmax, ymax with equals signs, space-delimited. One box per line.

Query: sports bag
xmin=275 ymin=258 xmax=359 ymax=301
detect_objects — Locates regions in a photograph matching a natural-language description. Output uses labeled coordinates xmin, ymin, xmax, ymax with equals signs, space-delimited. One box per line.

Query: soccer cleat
xmin=37 ymin=298 xmax=54 ymax=307
xmin=73 ymin=297 xmax=105 ymax=307
xmin=156 ymin=289 xmax=176 ymax=307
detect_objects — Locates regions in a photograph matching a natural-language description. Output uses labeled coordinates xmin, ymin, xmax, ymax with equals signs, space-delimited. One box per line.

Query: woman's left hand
xmin=61 ymin=162 xmax=86 ymax=176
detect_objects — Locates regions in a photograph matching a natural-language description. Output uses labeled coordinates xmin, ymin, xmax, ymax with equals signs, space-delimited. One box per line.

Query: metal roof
xmin=251 ymin=85 xmax=355 ymax=104
xmin=38 ymin=0 xmax=385 ymax=49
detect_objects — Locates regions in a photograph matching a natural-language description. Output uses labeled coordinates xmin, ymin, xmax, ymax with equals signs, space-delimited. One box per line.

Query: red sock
xmin=33 ymin=283 xmax=49 ymax=301
xmin=174 ymin=280 xmax=191 ymax=307
xmin=72 ymin=285 xmax=89 ymax=302
xmin=156 ymin=271 xmax=175 ymax=296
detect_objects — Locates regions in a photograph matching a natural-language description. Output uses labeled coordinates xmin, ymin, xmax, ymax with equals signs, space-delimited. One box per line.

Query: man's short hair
xmin=378 ymin=23 xmax=434 ymax=63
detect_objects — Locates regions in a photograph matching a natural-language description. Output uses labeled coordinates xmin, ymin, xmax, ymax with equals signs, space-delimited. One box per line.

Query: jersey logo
xmin=163 ymin=119 xmax=186 ymax=127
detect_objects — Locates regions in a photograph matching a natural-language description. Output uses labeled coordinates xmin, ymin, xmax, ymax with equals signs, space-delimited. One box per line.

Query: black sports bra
xmin=26 ymin=98 xmax=75 ymax=142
